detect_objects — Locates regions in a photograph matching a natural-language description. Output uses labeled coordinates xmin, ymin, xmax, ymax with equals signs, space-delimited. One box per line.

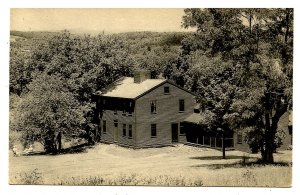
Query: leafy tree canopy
xmin=179 ymin=8 xmax=293 ymax=163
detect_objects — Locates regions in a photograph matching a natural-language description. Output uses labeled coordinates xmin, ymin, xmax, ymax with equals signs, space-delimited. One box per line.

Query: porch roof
xmin=183 ymin=113 xmax=207 ymax=125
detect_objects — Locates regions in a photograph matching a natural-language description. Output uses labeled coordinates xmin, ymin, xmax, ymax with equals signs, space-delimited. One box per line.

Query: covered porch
xmin=182 ymin=113 xmax=234 ymax=149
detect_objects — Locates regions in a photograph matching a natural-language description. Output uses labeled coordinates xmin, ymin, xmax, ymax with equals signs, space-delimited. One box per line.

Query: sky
xmin=11 ymin=8 xmax=194 ymax=34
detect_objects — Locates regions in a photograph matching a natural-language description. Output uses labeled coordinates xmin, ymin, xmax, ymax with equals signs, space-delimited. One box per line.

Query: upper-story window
xmin=128 ymin=102 xmax=133 ymax=116
xmin=151 ymin=100 xmax=157 ymax=114
xmin=179 ymin=99 xmax=185 ymax=112
xmin=164 ymin=86 xmax=170 ymax=94
xmin=122 ymin=109 xmax=126 ymax=116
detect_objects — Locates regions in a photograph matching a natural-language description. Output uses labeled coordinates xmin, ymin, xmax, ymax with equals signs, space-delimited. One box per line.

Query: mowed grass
xmin=9 ymin=143 xmax=292 ymax=187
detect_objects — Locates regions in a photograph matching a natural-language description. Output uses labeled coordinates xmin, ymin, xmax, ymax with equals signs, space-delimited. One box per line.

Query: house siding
xmin=233 ymin=130 xmax=251 ymax=152
xmin=135 ymin=82 xmax=195 ymax=147
xmin=101 ymin=109 xmax=136 ymax=146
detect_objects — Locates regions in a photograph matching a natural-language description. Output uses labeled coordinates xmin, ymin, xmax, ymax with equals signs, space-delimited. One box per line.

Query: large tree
xmin=12 ymin=74 xmax=85 ymax=153
xmin=25 ymin=31 xmax=134 ymax=143
xmin=180 ymin=8 xmax=293 ymax=163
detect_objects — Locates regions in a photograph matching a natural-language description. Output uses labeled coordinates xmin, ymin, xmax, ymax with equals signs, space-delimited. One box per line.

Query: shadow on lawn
xmin=26 ymin=143 xmax=93 ymax=156
xmin=190 ymin=155 xmax=255 ymax=160
xmin=191 ymin=158 xmax=292 ymax=170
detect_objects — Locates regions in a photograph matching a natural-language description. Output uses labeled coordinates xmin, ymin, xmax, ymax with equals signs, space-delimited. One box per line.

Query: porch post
xmin=215 ymin=137 xmax=216 ymax=147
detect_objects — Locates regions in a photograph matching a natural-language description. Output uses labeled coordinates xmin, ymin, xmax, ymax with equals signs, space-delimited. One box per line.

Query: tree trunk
xmin=44 ymin=131 xmax=57 ymax=153
xmin=56 ymin=131 xmax=62 ymax=151
xmin=261 ymin=87 xmax=274 ymax=163
xmin=261 ymin=94 xmax=288 ymax=163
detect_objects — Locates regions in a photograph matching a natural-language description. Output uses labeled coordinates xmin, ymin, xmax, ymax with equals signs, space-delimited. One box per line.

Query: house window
xmin=114 ymin=109 xmax=118 ymax=115
xmin=164 ymin=86 xmax=170 ymax=94
xmin=151 ymin=100 xmax=157 ymax=114
xmin=128 ymin=111 xmax=133 ymax=116
xmin=114 ymin=120 xmax=118 ymax=128
xmin=123 ymin=124 xmax=126 ymax=136
xmin=179 ymin=99 xmax=185 ymax=112
xmin=237 ymin=132 xmax=243 ymax=144
xmin=179 ymin=123 xmax=185 ymax=135
xmin=122 ymin=109 xmax=126 ymax=116
xmin=103 ymin=120 xmax=106 ymax=134
xmin=151 ymin=124 xmax=157 ymax=137
xmin=128 ymin=124 xmax=132 ymax=138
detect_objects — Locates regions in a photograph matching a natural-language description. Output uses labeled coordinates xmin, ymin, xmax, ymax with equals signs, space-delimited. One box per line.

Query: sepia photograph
xmin=8 ymin=7 xmax=293 ymax=188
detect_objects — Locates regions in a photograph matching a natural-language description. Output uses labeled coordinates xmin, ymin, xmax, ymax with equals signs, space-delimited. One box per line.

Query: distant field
xmin=9 ymin=143 xmax=292 ymax=187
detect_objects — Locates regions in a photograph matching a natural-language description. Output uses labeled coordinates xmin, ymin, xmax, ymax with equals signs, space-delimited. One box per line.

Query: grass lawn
xmin=9 ymin=143 xmax=292 ymax=187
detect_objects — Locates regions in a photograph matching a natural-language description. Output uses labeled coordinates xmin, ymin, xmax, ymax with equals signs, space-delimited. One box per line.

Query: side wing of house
xmin=233 ymin=111 xmax=292 ymax=153
xmin=135 ymin=82 xmax=196 ymax=147
xmin=100 ymin=97 xmax=136 ymax=147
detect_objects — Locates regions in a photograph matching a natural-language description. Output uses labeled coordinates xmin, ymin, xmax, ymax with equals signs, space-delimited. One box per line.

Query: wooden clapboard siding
xmin=101 ymin=109 xmax=136 ymax=146
xmin=135 ymin=82 xmax=195 ymax=147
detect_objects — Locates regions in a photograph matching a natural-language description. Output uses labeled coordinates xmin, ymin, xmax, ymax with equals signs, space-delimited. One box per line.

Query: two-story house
xmin=93 ymin=71 xmax=292 ymax=152
xmin=93 ymin=71 xmax=196 ymax=148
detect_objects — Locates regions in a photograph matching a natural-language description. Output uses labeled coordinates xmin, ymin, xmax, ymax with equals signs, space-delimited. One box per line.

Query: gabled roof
xmin=99 ymin=77 xmax=195 ymax=100
xmin=102 ymin=77 xmax=166 ymax=99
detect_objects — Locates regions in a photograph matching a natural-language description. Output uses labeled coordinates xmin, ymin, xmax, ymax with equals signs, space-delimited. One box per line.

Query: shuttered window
xmin=151 ymin=100 xmax=157 ymax=114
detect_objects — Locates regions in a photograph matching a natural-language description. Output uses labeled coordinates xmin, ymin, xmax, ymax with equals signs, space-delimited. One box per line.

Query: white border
xmin=1 ymin=1 xmax=299 ymax=195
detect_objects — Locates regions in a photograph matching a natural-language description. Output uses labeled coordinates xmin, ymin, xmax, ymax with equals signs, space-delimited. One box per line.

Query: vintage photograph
xmin=9 ymin=8 xmax=293 ymax=187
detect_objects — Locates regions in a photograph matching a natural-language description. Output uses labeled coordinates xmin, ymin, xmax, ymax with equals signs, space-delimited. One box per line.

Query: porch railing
xmin=193 ymin=136 xmax=234 ymax=149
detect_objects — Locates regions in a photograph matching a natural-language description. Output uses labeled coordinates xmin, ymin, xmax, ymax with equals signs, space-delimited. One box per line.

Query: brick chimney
xmin=133 ymin=70 xmax=151 ymax=83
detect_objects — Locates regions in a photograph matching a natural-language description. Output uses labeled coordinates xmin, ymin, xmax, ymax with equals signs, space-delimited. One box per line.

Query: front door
xmin=113 ymin=121 xmax=118 ymax=142
xmin=171 ymin=123 xmax=179 ymax=143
